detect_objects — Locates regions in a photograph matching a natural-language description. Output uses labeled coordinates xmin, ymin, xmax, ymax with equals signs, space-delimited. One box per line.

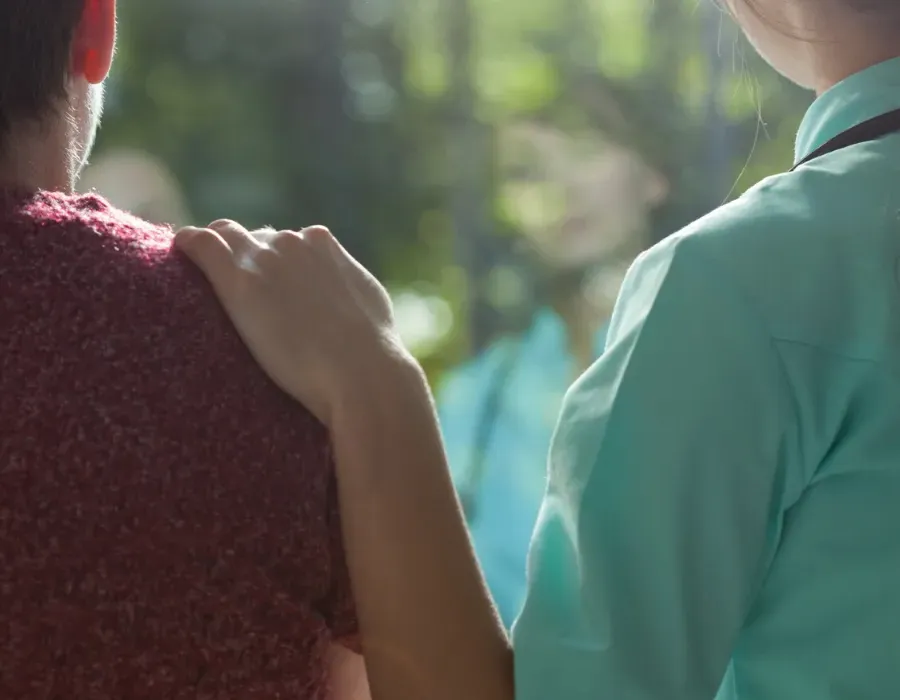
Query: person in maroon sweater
xmin=0 ymin=1 xmax=366 ymax=698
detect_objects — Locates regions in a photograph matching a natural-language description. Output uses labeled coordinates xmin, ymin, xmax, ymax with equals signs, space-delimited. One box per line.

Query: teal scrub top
xmin=513 ymin=56 xmax=900 ymax=700
xmin=437 ymin=311 xmax=608 ymax=626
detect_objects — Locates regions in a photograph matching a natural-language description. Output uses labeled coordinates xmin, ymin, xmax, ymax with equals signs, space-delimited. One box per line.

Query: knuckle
xmin=254 ymin=246 xmax=282 ymax=270
xmin=302 ymin=225 xmax=333 ymax=244
xmin=208 ymin=219 xmax=243 ymax=233
xmin=270 ymin=229 xmax=305 ymax=253
xmin=182 ymin=227 xmax=220 ymax=250
xmin=249 ymin=226 xmax=278 ymax=244
xmin=207 ymin=218 xmax=235 ymax=228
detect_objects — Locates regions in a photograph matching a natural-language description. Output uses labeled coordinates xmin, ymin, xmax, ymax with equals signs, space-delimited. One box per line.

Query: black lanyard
xmin=792 ymin=107 xmax=900 ymax=171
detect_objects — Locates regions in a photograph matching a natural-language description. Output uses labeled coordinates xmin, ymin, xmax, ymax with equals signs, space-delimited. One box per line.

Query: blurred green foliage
xmin=98 ymin=0 xmax=810 ymax=379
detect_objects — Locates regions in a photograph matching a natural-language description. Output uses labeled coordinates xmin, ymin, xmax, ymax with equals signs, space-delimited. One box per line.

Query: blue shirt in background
xmin=436 ymin=309 xmax=608 ymax=626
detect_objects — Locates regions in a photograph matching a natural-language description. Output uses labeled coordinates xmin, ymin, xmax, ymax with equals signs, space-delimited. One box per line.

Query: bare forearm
xmin=331 ymin=361 xmax=514 ymax=700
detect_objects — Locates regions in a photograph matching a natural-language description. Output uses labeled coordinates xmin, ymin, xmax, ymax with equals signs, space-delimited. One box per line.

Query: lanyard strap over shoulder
xmin=792 ymin=107 xmax=900 ymax=171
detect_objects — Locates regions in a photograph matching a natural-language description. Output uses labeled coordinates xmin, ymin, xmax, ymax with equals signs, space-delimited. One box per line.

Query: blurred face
xmin=498 ymin=123 xmax=667 ymax=271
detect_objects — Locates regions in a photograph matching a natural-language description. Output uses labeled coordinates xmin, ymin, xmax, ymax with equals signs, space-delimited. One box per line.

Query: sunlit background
xmin=85 ymin=0 xmax=813 ymax=625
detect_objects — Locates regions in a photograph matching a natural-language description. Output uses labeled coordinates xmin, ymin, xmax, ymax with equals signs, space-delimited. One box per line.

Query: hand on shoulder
xmin=174 ymin=220 xmax=425 ymax=429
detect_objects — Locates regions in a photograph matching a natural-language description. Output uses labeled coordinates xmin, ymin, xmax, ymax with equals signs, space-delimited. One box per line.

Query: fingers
xmin=266 ymin=226 xmax=340 ymax=269
xmin=174 ymin=224 xmax=255 ymax=307
xmin=300 ymin=225 xmax=335 ymax=247
xmin=262 ymin=225 xmax=331 ymax=252
xmin=208 ymin=219 xmax=263 ymax=253
xmin=174 ymin=226 xmax=235 ymax=283
xmin=176 ymin=221 xmax=342 ymax=297
xmin=299 ymin=225 xmax=359 ymax=268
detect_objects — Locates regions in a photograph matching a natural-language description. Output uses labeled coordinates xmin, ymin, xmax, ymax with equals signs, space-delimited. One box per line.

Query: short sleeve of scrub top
xmin=511 ymin=55 xmax=900 ymax=700
xmin=511 ymin=233 xmax=801 ymax=699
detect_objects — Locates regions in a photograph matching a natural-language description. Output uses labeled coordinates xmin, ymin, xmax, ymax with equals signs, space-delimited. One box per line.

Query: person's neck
xmin=803 ymin=15 xmax=900 ymax=94
xmin=0 ymin=119 xmax=74 ymax=193
xmin=547 ymin=272 xmax=609 ymax=375
xmin=814 ymin=48 xmax=900 ymax=95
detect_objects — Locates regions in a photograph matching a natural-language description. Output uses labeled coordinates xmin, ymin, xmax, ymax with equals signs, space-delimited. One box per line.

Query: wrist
xmin=328 ymin=350 xmax=442 ymax=495
xmin=329 ymin=346 xmax=432 ymax=438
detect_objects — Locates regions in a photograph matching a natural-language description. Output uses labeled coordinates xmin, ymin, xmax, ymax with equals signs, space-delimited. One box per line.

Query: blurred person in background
xmin=181 ymin=0 xmax=900 ymax=698
xmin=0 ymin=2 xmax=365 ymax=698
xmin=438 ymin=121 xmax=667 ymax=626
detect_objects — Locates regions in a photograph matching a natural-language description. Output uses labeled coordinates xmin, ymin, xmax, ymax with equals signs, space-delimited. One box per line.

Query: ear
xmin=71 ymin=0 xmax=117 ymax=85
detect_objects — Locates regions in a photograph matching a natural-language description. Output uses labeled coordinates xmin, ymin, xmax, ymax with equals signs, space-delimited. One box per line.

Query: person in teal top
xmin=437 ymin=123 xmax=665 ymax=627
xmin=512 ymin=25 xmax=900 ymax=700
xmin=180 ymin=0 xmax=900 ymax=698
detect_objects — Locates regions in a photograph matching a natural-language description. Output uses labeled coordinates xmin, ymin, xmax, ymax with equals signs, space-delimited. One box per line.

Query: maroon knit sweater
xmin=0 ymin=188 xmax=358 ymax=699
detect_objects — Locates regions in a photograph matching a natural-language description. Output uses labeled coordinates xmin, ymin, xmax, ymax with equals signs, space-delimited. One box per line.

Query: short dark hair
xmin=0 ymin=1 xmax=85 ymax=139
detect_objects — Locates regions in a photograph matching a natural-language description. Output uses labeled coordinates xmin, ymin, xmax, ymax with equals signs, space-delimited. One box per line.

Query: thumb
xmin=174 ymin=226 xmax=238 ymax=302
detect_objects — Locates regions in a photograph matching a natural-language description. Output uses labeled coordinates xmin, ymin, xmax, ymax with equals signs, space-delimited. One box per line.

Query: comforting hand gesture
xmin=177 ymin=219 xmax=510 ymax=700
xmin=175 ymin=220 xmax=413 ymax=426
